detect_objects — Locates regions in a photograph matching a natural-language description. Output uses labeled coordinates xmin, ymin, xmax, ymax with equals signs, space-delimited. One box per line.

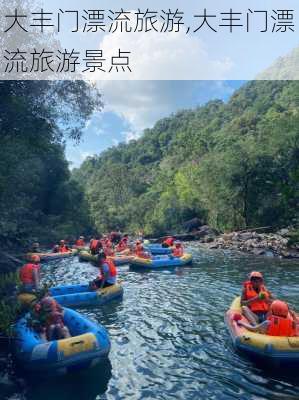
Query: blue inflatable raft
xmin=14 ymin=307 xmax=110 ymax=375
xmin=144 ymin=244 xmax=173 ymax=255
xmin=49 ymin=283 xmax=123 ymax=308
xmin=130 ymin=254 xmax=192 ymax=269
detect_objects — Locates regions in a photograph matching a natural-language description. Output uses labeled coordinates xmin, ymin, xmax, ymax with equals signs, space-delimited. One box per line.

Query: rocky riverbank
xmin=196 ymin=227 xmax=299 ymax=259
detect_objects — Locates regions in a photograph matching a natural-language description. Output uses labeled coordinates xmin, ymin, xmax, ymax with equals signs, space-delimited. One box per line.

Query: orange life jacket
xmin=172 ymin=247 xmax=183 ymax=257
xmin=135 ymin=248 xmax=150 ymax=259
xmin=76 ymin=239 xmax=84 ymax=246
xmin=99 ymin=259 xmax=117 ymax=280
xmin=59 ymin=245 xmax=69 ymax=253
xmin=19 ymin=263 xmax=39 ymax=284
xmin=90 ymin=239 xmax=99 ymax=250
xmin=243 ymin=281 xmax=270 ymax=313
xmin=164 ymin=237 xmax=174 ymax=247
xmin=267 ymin=314 xmax=297 ymax=337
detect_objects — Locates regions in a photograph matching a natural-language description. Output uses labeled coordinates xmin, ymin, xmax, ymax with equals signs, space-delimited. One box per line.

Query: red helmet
xmin=249 ymin=271 xmax=263 ymax=280
xmin=271 ymin=300 xmax=289 ymax=318
xmin=31 ymin=254 xmax=40 ymax=263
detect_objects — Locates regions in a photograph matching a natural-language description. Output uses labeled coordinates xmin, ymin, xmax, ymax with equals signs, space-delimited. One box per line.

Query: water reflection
xmin=5 ymin=246 xmax=299 ymax=399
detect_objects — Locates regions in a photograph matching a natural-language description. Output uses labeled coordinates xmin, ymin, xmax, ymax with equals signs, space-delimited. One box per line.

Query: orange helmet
xmin=31 ymin=254 xmax=40 ymax=263
xmin=270 ymin=300 xmax=289 ymax=318
xmin=249 ymin=271 xmax=263 ymax=280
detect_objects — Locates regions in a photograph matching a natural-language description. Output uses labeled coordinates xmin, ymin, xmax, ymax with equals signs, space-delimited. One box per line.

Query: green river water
xmin=2 ymin=244 xmax=299 ymax=400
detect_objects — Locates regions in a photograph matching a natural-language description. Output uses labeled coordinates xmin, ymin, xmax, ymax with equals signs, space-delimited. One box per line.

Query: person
xmin=237 ymin=300 xmax=298 ymax=337
xmin=90 ymin=237 xmax=102 ymax=255
xmin=75 ymin=236 xmax=85 ymax=247
xmin=116 ymin=235 xmax=129 ymax=252
xmin=162 ymin=236 xmax=175 ymax=248
xmin=58 ymin=240 xmax=69 ymax=253
xmin=30 ymin=242 xmax=41 ymax=253
xmin=90 ymin=251 xmax=117 ymax=289
xmin=52 ymin=244 xmax=60 ymax=253
xmin=110 ymin=231 xmax=122 ymax=244
xmin=19 ymin=255 xmax=41 ymax=293
xmin=241 ymin=271 xmax=274 ymax=324
xmin=135 ymin=243 xmax=151 ymax=259
xmin=172 ymin=241 xmax=184 ymax=257
xmin=33 ymin=296 xmax=71 ymax=341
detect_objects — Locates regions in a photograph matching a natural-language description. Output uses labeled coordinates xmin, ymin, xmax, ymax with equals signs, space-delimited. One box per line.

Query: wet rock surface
xmin=197 ymin=227 xmax=299 ymax=259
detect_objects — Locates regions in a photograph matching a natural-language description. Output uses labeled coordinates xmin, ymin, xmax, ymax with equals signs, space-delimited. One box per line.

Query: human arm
xmin=237 ymin=320 xmax=269 ymax=333
xmin=100 ymin=264 xmax=109 ymax=288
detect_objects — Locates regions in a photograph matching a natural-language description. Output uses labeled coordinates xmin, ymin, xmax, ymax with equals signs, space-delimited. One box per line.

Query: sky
xmin=65 ymin=80 xmax=245 ymax=167
xmin=13 ymin=0 xmax=296 ymax=166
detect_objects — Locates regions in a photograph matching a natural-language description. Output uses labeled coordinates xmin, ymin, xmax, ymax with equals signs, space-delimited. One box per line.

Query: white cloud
xmin=79 ymin=151 xmax=94 ymax=161
xmin=122 ymin=131 xmax=141 ymax=143
xmin=96 ymin=80 xmax=237 ymax=135
xmin=95 ymin=28 xmax=233 ymax=81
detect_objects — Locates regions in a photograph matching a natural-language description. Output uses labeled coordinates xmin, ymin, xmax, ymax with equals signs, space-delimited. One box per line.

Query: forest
xmin=0 ymin=80 xmax=101 ymax=260
xmin=1 ymin=80 xmax=298 ymax=255
xmin=73 ymin=80 xmax=299 ymax=236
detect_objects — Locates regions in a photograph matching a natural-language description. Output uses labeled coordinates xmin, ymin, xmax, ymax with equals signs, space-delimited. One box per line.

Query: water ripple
xmin=8 ymin=246 xmax=299 ymax=400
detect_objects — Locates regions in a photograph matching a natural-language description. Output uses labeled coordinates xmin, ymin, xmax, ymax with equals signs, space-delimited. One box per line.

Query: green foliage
xmin=0 ymin=272 xmax=20 ymax=336
xmin=75 ymin=81 xmax=299 ymax=235
xmin=0 ymin=81 xmax=101 ymax=250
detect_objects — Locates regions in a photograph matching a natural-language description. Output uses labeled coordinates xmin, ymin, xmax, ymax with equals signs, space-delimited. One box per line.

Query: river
xmin=3 ymin=245 xmax=299 ymax=400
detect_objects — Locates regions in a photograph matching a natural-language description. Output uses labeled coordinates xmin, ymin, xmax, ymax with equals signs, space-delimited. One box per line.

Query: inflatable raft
xmin=130 ymin=254 xmax=193 ymax=269
xmin=226 ymin=297 xmax=299 ymax=367
xmin=49 ymin=283 xmax=123 ymax=307
xmin=144 ymin=244 xmax=173 ymax=255
xmin=72 ymin=245 xmax=89 ymax=251
xmin=79 ymin=251 xmax=133 ymax=266
xmin=14 ymin=307 xmax=110 ymax=374
xmin=26 ymin=249 xmax=78 ymax=262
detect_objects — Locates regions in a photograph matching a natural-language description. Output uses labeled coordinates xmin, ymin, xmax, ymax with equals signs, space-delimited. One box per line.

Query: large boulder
xmin=183 ymin=218 xmax=202 ymax=232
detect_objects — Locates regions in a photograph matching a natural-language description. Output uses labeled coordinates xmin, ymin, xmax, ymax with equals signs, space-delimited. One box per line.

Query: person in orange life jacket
xmin=162 ymin=236 xmax=174 ymax=248
xmin=35 ymin=296 xmax=70 ymax=341
xmin=75 ymin=236 xmax=85 ymax=246
xmin=172 ymin=242 xmax=184 ymax=257
xmin=237 ymin=300 xmax=298 ymax=337
xmin=241 ymin=271 xmax=274 ymax=324
xmin=19 ymin=255 xmax=41 ymax=293
xmin=135 ymin=243 xmax=151 ymax=259
xmin=90 ymin=251 xmax=117 ymax=290
xmin=90 ymin=236 xmax=102 ymax=255
xmin=58 ymin=240 xmax=69 ymax=253
xmin=116 ymin=235 xmax=129 ymax=252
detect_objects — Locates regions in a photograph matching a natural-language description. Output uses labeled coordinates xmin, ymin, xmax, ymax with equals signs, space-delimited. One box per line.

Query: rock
xmin=203 ymin=236 xmax=215 ymax=243
xmin=208 ymin=243 xmax=219 ymax=249
xmin=239 ymin=232 xmax=256 ymax=241
xmin=183 ymin=218 xmax=202 ymax=232
xmin=252 ymin=248 xmax=266 ymax=256
xmin=280 ymin=250 xmax=291 ymax=258
xmin=277 ymin=228 xmax=290 ymax=236
xmin=222 ymin=233 xmax=234 ymax=241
